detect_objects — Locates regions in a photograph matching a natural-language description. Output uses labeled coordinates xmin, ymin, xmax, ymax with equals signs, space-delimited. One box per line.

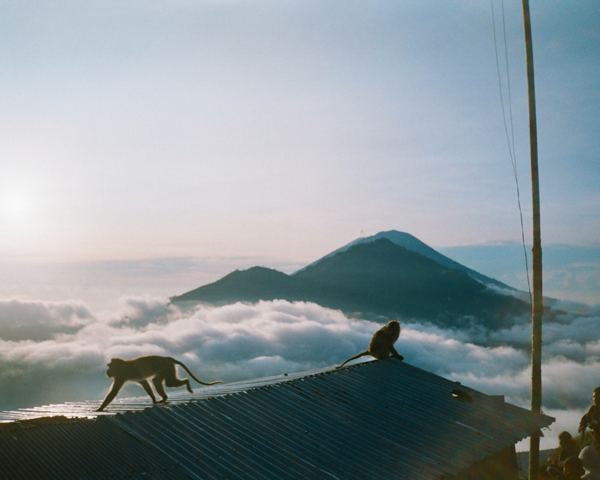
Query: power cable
xmin=490 ymin=0 xmax=532 ymax=304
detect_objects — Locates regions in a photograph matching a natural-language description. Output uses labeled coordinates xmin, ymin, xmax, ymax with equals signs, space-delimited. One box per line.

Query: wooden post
xmin=522 ymin=1 xmax=543 ymax=479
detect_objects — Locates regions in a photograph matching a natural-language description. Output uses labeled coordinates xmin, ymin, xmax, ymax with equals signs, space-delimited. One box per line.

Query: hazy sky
xmin=1 ymin=2 xmax=599 ymax=451
xmin=1 ymin=0 xmax=598 ymax=268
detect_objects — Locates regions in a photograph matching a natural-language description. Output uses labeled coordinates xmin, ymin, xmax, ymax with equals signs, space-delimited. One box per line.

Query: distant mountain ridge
xmin=296 ymin=231 xmax=513 ymax=290
xmin=172 ymin=233 xmax=529 ymax=329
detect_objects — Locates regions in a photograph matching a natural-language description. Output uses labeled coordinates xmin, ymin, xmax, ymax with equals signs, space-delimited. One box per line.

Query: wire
xmin=490 ymin=0 xmax=532 ymax=304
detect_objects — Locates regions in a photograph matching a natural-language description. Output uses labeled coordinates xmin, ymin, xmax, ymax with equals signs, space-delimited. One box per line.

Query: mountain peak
xmin=294 ymin=230 xmax=513 ymax=290
xmin=172 ymin=236 xmax=528 ymax=329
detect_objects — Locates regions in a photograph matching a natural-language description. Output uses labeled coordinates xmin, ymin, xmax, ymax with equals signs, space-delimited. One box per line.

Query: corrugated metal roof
xmin=0 ymin=360 xmax=553 ymax=479
xmin=0 ymin=416 xmax=189 ymax=479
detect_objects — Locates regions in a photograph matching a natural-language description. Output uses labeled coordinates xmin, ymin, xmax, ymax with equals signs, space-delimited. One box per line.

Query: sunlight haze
xmin=1 ymin=1 xmax=598 ymax=267
xmin=1 ymin=0 xmax=599 ymax=457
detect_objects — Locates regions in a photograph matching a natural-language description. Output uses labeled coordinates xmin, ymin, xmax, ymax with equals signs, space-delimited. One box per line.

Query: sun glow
xmin=2 ymin=191 xmax=34 ymax=219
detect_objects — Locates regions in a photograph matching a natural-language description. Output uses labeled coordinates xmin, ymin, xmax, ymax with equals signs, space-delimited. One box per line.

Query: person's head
xmin=559 ymin=431 xmax=573 ymax=447
xmin=564 ymin=456 xmax=585 ymax=479
xmin=594 ymin=386 xmax=600 ymax=407
xmin=580 ymin=446 xmax=600 ymax=474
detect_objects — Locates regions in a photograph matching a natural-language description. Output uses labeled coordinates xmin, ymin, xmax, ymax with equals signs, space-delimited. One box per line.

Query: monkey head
xmin=106 ymin=358 xmax=125 ymax=378
xmin=386 ymin=320 xmax=400 ymax=336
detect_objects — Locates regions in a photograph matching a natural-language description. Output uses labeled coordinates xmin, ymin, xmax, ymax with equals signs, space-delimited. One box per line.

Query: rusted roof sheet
xmin=0 ymin=360 xmax=553 ymax=479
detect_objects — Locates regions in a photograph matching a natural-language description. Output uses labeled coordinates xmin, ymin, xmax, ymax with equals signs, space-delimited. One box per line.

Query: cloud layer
xmin=0 ymin=296 xmax=599 ymax=450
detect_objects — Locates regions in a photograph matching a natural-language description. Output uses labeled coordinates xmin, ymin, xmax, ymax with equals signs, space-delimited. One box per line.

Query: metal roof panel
xmin=0 ymin=360 xmax=553 ymax=479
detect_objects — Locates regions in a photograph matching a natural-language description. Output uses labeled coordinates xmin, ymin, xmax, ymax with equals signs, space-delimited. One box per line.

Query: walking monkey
xmin=97 ymin=355 xmax=222 ymax=411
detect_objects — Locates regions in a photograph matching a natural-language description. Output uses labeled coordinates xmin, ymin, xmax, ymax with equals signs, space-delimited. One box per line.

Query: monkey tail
xmin=336 ymin=351 xmax=370 ymax=369
xmin=173 ymin=359 xmax=223 ymax=385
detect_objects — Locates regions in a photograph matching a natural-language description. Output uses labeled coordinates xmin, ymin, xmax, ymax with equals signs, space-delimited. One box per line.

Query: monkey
xmin=337 ymin=320 xmax=404 ymax=369
xmin=96 ymin=355 xmax=222 ymax=412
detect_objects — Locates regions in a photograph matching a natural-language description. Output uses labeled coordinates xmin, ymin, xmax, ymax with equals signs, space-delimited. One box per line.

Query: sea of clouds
xmin=0 ymin=296 xmax=599 ymax=450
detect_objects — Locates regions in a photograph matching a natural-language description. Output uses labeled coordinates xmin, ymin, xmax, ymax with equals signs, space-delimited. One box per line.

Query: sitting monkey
xmin=96 ymin=355 xmax=222 ymax=412
xmin=337 ymin=320 xmax=404 ymax=368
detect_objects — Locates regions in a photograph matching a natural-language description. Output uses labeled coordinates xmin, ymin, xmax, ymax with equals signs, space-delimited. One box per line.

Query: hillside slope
xmin=296 ymin=230 xmax=513 ymax=290
xmin=172 ymin=238 xmax=528 ymax=329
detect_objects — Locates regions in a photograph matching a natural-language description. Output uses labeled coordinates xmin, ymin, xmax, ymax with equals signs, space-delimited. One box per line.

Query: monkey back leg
xmin=164 ymin=369 xmax=193 ymax=394
xmin=152 ymin=374 xmax=169 ymax=402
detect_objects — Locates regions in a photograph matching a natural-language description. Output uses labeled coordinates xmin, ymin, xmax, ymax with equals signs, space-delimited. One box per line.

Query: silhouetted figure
xmin=96 ymin=355 xmax=222 ymax=412
xmin=580 ymin=387 xmax=600 ymax=454
xmin=564 ymin=456 xmax=585 ymax=480
xmin=336 ymin=320 xmax=403 ymax=368
xmin=549 ymin=432 xmax=582 ymax=479
xmin=580 ymin=446 xmax=600 ymax=480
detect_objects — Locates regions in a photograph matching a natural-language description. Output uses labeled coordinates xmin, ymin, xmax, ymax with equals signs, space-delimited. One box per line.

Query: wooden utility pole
xmin=522 ymin=1 xmax=543 ymax=479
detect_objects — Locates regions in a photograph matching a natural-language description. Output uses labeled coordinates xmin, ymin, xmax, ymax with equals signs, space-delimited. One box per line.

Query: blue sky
xmin=0 ymin=0 xmax=599 ymax=306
